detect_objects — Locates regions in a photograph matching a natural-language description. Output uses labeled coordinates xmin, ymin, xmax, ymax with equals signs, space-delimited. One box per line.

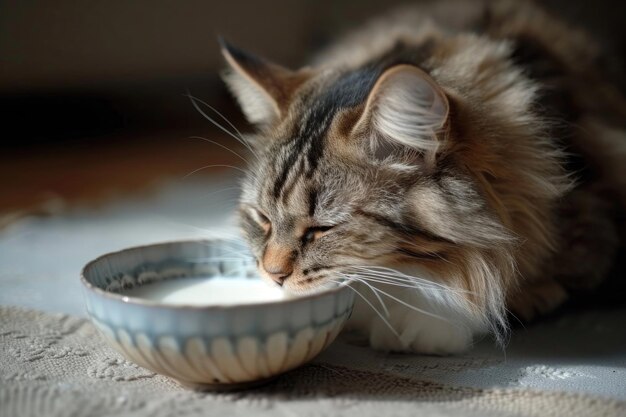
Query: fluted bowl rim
xmin=80 ymin=239 xmax=351 ymax=311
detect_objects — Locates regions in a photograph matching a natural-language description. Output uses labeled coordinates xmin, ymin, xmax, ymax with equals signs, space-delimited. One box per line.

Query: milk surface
xmin=123 ymin=277 xmax=286 ymax=306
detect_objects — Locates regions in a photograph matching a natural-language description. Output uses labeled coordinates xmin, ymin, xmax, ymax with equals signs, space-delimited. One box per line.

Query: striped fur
xmin=222 ymin=0 xmax=626 ymax=354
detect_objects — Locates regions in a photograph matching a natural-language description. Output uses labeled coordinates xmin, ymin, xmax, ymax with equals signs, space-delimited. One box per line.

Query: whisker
xmin=346 ymin=273 xmax=445 ymax=292
xmin=348 ymin=271 xmax=475 ymax=297
xmin=348 ymin=265 xmax=470 ymax=294
xmin=345 ymin=269 xmax=451 ymax=294
xmin=185 ymin=92 xmax=260 ymax=160
xmin=341 ymin=273 xmax=453 ymax=324
xmin=183 ymin=164 xmax=247 ymax=179
xmin=190 ymin=230 xmax=246 ymax=240
xmin=327 ymin=278 xmax=400 ymax=340
xmin=347 ymin=268 xmax=441 ymax=287
xmin=348 ymin=270 xmax=482 ymax=313
xmin=201 ymin=186 xmax=241 ymax=199
xmin=185 ymin=92 xmax=245 ymax=139
xmin=338 ymin=273 xmax=390 ymax=317
xmin=188 ymin=136 xmax=250 ymax=164
xmin=194 ymin=237 xmax=249 ymax=247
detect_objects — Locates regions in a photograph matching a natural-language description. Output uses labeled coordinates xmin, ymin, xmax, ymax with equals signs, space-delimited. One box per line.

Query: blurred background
xmin=1 ymin=0 xmax=625 ymax=225
xmin=1 ymin=2 xmax=625 ymax=400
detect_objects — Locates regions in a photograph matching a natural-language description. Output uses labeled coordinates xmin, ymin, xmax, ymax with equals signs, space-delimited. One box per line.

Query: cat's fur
xmin=220 ymin=0 xmax=626 ymax=354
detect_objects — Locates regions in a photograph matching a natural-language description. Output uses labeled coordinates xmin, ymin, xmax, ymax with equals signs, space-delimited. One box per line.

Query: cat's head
xmin=219 ymin=37 xmax=573 ymax=336
xmin=220 ymin=39 xmax=517 ymax=291
xmin=216 ymin=29 xmax=572 ymax=339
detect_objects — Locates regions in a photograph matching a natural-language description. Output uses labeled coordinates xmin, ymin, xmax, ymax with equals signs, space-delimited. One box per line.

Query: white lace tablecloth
xmin=1 ymin=178 xmax=625 ymax=416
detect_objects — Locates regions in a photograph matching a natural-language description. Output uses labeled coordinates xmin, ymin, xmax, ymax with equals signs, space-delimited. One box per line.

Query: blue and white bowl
xmin=80 ymin=240 xmax=355 ymax=389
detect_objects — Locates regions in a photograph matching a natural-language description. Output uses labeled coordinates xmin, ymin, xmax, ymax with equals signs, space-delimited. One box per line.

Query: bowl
xmin=80 ymin=240 xmax=355 ymax=390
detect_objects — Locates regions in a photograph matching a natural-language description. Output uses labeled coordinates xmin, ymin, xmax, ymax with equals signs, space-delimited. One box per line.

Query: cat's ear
xmin=353 ymin=64 xmax=449 ymax=165
xmin=220 ymin=38 xmax=310 ymax=126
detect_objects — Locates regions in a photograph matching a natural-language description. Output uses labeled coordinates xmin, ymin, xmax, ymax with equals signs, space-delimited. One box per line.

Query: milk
xmin=122 ymin=277 xmax=286 ymax=306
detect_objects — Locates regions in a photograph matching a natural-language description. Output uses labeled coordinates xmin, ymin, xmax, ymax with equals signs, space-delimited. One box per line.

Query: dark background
xmin=1 ymin=0 xmax=625 ymax=219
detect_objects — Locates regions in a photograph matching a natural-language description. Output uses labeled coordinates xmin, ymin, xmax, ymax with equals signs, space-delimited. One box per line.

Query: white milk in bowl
xmin=123 ymin=277 xmax=287 ymax=306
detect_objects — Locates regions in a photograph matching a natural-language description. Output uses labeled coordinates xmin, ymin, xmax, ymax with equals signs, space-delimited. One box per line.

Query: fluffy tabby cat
xmin=217 ymin=0 xmax=626 ymax=354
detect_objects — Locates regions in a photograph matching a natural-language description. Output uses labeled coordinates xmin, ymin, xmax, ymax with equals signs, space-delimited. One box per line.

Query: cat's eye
xmin=302 ymin=225 xmax=335 ymax=244
xmin=248 ymin=207 xmax=271 ymax=232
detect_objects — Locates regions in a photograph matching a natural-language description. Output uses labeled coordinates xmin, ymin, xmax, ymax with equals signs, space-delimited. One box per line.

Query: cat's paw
xmin=368 ymin=313 xmax=473 ymax=355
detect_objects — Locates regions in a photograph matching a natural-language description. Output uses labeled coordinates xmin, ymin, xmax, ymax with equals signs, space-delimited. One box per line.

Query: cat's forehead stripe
xmin=307 ymin=186 xmax=318 ymax=217
xmin=271 ymin=65 xmax=384 ymax=202
xmin=279 ymin=156 xmax=307 ymax=205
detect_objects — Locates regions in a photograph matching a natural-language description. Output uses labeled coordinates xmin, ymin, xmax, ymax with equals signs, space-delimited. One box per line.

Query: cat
xmin=218 ymin=0 xmax=626 ymax=354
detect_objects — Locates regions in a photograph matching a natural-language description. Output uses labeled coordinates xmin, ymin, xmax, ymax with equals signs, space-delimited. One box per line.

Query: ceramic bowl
xmin=80 ymin=240 xmax=355 ymax=390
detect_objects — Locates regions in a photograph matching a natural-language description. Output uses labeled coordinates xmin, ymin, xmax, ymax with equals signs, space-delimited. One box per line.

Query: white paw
xmin=347 ymin=280 xmax=478 ymax=355
xmin=368 ymin=311 xmax=473 ymax=355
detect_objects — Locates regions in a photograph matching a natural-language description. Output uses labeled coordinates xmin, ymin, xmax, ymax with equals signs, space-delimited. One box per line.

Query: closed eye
xmin=302 ymin=225 xmax=336 ymax=244
xmin=248 ymin=207 xmax=271 ymax=232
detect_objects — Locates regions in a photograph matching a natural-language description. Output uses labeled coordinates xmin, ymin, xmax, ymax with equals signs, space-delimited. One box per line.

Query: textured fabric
xmin=1 ymin=306 xmax=625 ymax=417
xmin=2 ymin=179 xmax=626 ymax=416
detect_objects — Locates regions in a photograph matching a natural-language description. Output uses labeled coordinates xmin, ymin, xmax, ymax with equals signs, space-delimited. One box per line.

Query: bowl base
xmin=175 ymin=375 xmax=279 ymax=391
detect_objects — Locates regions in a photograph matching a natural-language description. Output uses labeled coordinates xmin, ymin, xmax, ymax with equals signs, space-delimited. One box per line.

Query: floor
xmin=0 ymin=130 xmax=243 ymax=228
xmin=1 ymin=178 xmax=625 ymax=401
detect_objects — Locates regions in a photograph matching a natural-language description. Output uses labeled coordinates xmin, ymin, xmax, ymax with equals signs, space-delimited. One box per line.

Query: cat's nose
xmin=262 ymin=245 xmax=294 ymax=286
xmin=265 ymin=267 xmax=292 ymax=286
